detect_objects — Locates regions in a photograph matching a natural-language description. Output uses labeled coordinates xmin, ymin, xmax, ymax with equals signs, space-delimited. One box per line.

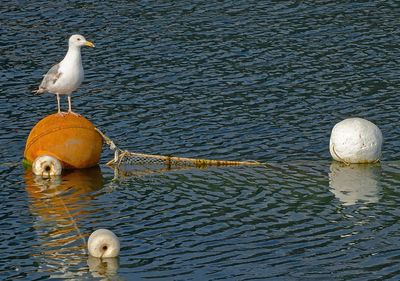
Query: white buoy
xmin=32 ymin=155 xmax=62 ymax=176
xmin=88 ymin=229 xmax=120 ymax=258
xmin=329 ymin=118 xmax=383 ymax=164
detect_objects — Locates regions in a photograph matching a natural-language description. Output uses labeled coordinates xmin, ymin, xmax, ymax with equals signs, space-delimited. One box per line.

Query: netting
xmin=108 ymin=150 xmax=261 ymax=168
xmin=95 ymin=128 xmax=263 ymax=174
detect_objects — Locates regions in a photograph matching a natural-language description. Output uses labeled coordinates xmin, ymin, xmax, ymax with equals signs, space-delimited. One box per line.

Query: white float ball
xmin=32 ymin=155 xmax=62 ymax=176
xmin=88 ymin=229 xmax=120 ymax=258
xmin=329 ymin=117 xmax=383 ymax=164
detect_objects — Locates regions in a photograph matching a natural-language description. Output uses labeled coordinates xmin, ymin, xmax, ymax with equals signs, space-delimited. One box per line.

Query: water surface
xmin=1 ymin=1 xmax=400 ymax=280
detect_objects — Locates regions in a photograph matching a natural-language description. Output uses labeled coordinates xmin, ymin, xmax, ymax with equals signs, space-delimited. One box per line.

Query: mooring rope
xmin=54 ymin=187 xmax=88 ymax=255
xmin=95 ymin=127 xmax=264 ymax=169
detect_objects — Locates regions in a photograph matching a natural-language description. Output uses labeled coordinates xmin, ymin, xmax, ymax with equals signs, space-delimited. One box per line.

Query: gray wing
xmin=34 ymin=64 xmax=62 ymax=94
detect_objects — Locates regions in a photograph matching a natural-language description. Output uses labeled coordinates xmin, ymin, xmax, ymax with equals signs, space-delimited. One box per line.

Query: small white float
xmin=88 ymin=229 xmax=120 ymax=258
xmin=329 ymin=117 xmax=383 ymax=164
xmin=32 ymin=155 xmax=62 ymax=176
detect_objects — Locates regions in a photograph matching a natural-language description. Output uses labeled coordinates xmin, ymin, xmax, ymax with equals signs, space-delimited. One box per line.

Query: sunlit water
xmin=2 ymin=1 xmax=400 ymax=280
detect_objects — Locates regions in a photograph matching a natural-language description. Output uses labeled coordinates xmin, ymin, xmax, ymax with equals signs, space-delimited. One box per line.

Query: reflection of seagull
xmin=34 ymin=34 xmax=95 ymax=116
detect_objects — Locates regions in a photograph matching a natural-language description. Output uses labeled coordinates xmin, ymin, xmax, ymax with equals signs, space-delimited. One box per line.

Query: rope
xmin=35 ymin=177 xmax=88 ymax=255
xmin=54 ymin=187 xmax=88 ymax=255
xmin=331 ymin=144 xmax=380 ymax=165
xmin=331 ymin=144 xmax=350 ymax=166
xmin=95 ymin=127 xmax=264 ymax=170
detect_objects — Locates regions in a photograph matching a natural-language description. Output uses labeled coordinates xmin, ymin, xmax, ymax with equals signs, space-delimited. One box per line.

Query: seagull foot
xmin=57 ymin=111 xmax=68 ymax=117
xmin=68 ymin=111 xmax=81 ymax=117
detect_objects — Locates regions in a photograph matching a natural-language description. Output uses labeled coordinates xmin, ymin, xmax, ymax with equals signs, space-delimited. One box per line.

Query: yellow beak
xmin=85 ymin=41 xmax=95 ymax=48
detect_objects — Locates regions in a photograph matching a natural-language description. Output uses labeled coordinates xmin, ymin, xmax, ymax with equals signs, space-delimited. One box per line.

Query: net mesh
xmin=95 ymin=128 xmax=263 ymax=174
xmin=110 ymin=150 xmax=261 ymax=168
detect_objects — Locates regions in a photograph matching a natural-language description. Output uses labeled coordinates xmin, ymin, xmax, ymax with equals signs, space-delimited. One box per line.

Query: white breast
xmin=54 ymin=61 xmax=84 ymax=95
xmin=50 ymin=45 xmax=84 ymax=95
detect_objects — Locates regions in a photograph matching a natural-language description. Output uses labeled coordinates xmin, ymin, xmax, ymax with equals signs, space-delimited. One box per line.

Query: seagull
xmin=34 ymin=34 xmax=95 ymax=116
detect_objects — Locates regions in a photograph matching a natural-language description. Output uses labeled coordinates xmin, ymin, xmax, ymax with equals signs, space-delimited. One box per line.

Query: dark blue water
xmin=2 ymin=1 xmax=400 ymax=280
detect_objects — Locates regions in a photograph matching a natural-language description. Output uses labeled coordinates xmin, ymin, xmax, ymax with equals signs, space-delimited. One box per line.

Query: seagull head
xmin=69 ymin=34 xmax=95 ymax=48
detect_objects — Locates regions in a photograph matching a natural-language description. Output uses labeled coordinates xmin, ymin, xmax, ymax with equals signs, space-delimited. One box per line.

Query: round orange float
xmin=24 ymin=113 xmax=103 ymax=169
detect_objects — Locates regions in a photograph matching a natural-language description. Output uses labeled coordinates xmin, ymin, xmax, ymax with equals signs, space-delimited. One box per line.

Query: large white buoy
xmin=88 ymin=229 xmax=120 ymax=258
xmin=329 ymin=118 xmax=383 ymax=164
xmin=32 ymin=155 xmax=62 ymax=176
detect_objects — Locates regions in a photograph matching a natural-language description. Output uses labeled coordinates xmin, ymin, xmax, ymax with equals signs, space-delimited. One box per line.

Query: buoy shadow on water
xmin=87 ymin=256 xmax=119 ymax=278
xmin=23 ymin=167 xmax=105 ymax=277
xmin=329 ymin=161 xmax=382 ymax=206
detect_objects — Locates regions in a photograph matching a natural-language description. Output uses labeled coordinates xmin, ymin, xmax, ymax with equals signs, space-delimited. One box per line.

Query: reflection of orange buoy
xmin=24 ymin=113 xmax=103 ymax=169
xmin=24 ymin=167 xmax=104 ymax=267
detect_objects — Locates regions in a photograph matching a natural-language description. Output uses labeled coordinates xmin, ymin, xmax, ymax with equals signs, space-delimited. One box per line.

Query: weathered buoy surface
xmin=24 ymin=113 xmax=103 ymax=169
xmin=88 ymin=229 xmax=120 ymax=258
xmin=329 ymin=117 xmax=382 ymax=164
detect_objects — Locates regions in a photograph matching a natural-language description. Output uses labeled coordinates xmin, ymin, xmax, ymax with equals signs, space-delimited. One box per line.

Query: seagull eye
xmin=77 ymin=38 xmax=81 ymax=41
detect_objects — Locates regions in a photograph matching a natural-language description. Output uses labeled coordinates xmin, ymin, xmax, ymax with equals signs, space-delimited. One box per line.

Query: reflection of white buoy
xmin=329 ymin=162 xmax=381 ymax=206
xmin=88 ymin=229 xmax=120 ymax=258
xmin=87 ymin=255 xmax=119 ymax=278
xmin=329 ymin=118 xmax=383 ymax=164
xmin=32 ymin=155 xmax=62 ymax=176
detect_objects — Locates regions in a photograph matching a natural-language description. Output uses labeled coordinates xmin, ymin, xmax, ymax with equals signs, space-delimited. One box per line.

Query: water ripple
xmin=2 ymin=0 xmax=400 ymax=280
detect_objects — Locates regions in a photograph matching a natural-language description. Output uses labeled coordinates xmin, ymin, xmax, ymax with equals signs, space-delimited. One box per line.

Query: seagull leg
xmin=67 ymin=95 xmax=81 ymax=117
xmin=57 ymin=94 xmax=61 ymax=113
xmin=56 ymin=94 xmax=66 ymax=117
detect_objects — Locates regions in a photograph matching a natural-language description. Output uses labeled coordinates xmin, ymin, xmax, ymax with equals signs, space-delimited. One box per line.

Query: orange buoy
xmin=24 ymin=113 xmax=103 ymax=169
